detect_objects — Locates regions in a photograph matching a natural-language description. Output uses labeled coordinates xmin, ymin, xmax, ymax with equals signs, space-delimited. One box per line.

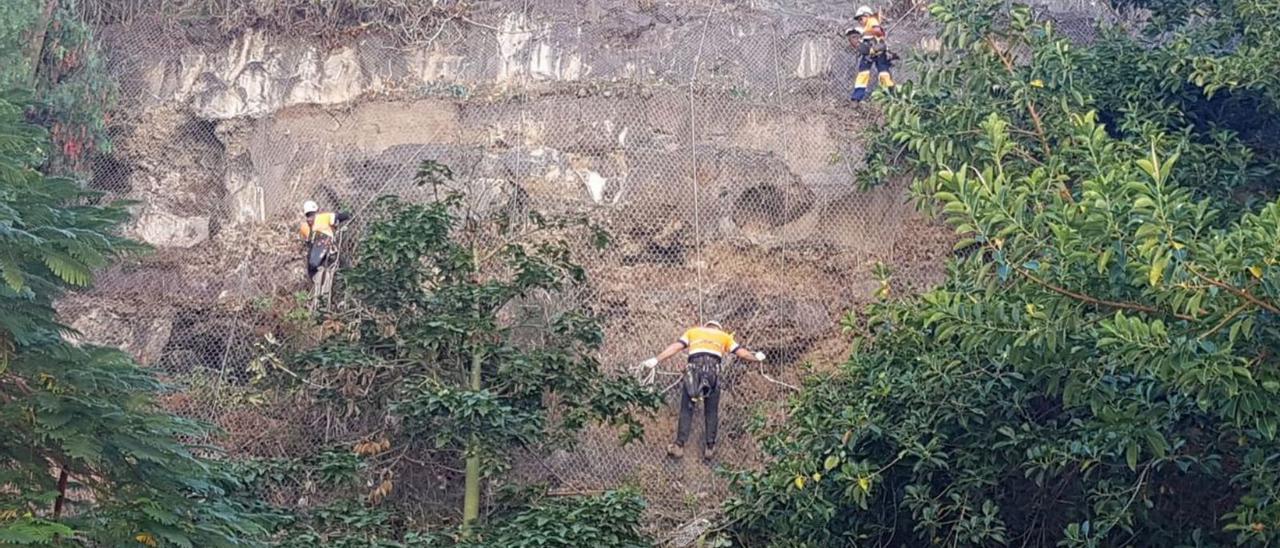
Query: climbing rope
xmin=669 ymin=2 xmax=800 ymax=394
xmin=761 ymin=17 xmax=801 ymax=393
xmin=687 ymin=3 xmax=716 ymax=325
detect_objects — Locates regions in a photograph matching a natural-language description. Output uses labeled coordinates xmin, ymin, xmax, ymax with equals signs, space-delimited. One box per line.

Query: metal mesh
xmin=59 ymin=0 xmax=1121 ymax=529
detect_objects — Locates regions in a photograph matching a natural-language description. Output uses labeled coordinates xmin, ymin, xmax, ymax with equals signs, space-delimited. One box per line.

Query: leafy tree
xmin=725 ymin=0 xmax=1280 ymax=545
xmin=2 ymin=0 xmax=115 ymax=173
xmin=0 ymin=92 xmax=268 ymax=545
xmin=259 ymin=160 xmax=661 ymax=534
xmin=0 ymin=0 xmax=44 ymax=86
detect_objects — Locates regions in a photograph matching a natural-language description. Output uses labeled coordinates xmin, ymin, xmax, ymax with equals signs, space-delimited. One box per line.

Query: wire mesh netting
xmin=59 ymin=0 xmax=1128 ymax=531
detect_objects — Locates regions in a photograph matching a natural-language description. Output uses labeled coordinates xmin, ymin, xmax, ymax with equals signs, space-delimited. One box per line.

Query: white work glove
xmin=632 ymin=357 xmax=658 ymax=386
xmin=754 ymin=351 xmax=767 ymax=363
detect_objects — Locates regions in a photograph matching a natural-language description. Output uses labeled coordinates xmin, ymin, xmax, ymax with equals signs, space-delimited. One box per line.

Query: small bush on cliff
xmin=724 ymin=0 xmax=1280 ymax=545
xmin=0 ymin=93 xmax=268 ymax=544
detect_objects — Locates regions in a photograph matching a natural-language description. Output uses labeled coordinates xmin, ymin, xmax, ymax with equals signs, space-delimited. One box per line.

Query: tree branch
xmin=1199 ymin=302 xmax=1250 ymax=340
xmin=52 ymin=468 xmax=69 ymax=519
xmin=1112 ymin=462 xmax=1152 ymax=527
xmin=546 ymin=488 xmax=604 ymax=497
xmin=985 ymin=37 xmax=1053 ymax=159
xmin=25 ymin=0 xmax=58 ymax=86
xmin=0 ymin=373 xmax=35 ymax=403
xmin=1187 ymin=267 xmax=1280 ymax=315
xmin=458 ymin=14 xmax=501 ymax=32
xmin=1015 ymin=266 xmax=1195 ymax=321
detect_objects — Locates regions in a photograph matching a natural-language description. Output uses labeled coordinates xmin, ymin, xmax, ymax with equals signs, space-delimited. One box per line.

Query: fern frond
xmin=0 ymin=518 xmax=74 ymax=545
xmin=1 ymin=253 xmax=23 ymax=291
xmin=42 ymin=251 xmax=91 ymax=287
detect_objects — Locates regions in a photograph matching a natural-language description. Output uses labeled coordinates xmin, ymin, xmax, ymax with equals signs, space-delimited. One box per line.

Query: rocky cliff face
xmin=59 ymin=0 xmax=1101 ymax=529
xmin=73 ymin=0 xmax=946 ymax=343
xmin=120 ymin=3 xmax=933 ymax=121
xmin=93 ymin=0 xmax=941 ymax=226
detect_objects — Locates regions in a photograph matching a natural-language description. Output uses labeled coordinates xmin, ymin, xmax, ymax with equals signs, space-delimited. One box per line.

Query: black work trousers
xmin=306 ymin=236 xmax=332 ymax=280
xmin=857 ymin=53 xmax=892 ymax=74
xmin=675 ymin=354 xmax=722 ymax=448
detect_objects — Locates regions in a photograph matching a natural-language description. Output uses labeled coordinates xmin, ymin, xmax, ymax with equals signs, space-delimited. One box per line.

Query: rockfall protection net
xmin=61 ymin=0 xmax=1124 ymax=532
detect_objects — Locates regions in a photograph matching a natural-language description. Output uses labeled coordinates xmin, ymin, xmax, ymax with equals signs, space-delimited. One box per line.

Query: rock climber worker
xmin=298 ymin=200 xmax=351 ymax=283
xmin=640 ymin=321 xmax=766 ymax=462
xmin=844 ymin=5 xmax=896 ymax=102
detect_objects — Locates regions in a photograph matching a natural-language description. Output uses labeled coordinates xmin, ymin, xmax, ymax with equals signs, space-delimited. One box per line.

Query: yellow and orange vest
xmin=299 ymin=212 xmax=340 ymax=241
xmin=680 ymin=327 xmax=740 ymax=359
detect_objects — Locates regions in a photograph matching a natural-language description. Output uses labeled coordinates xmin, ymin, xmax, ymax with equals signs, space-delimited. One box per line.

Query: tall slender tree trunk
xmin=462 ymin=350 xmax=482 ymax=528
xmin=26 ymin=0 xmax=59 ymax=86
xmin=52 ymin=468 xmax=68 ymax=518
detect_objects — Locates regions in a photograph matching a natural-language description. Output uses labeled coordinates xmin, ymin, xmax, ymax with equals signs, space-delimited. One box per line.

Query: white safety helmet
xmin=704 ymin=320 xmax=724 ymax=330
xmin=302 ymin=200 xmax=319 ymax=214
xmin=856 ymin=5 xmax=874 ymax=18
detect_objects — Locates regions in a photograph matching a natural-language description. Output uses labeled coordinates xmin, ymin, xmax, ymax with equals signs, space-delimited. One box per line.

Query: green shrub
xmin=725 ymin=0 xmax=1280 ymax=544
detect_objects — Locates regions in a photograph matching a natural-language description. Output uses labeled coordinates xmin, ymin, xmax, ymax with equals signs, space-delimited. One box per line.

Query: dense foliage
xmin=243 ymin=474 xmax=649 ymax=548
xmin=0 ymin=93 xmax=268 ymax=545
xmin=247 ymin=161 xmax=661 ymax=543
xmin=2 ymin=0 xmax=114 ymax=174
xmin=474 ymin=489 xmax=650 ymax=548
xmin=725 ymin=0 xmax=1280 ymax=545
xmin=230 ymin=448 xmax=651 ymax=546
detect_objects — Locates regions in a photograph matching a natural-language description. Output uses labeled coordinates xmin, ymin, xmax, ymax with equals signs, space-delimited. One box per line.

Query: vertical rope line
xmin=517 ymin=0 xmax=531 ymax=231
xmin=758 ymin=12 xmax=801 ymax=392
xmin=688 ymin=3 xmax=716 ymax=324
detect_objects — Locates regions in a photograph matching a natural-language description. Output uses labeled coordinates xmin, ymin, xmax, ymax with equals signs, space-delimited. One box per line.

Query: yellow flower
xmin=1030 ymin=79 xmax=1045 ymax=88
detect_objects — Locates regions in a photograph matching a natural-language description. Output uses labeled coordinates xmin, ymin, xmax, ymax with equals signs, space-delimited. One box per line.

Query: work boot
xmin=667 ymin=443 xmax=684 ymax=459
xmin=703 ymin=444 xmax=716 ymax=461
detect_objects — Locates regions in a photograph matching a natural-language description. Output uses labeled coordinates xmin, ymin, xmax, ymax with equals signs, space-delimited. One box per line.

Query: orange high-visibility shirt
xmin=299 ymin=212 xmax=338 ymax=241
xmin=680 ymin=327 xmax=740 ymax=359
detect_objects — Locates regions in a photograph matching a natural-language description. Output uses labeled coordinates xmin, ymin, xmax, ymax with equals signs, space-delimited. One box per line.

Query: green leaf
xmin=1143 ymin=430 xmax=1168 ymax=459
xmin=1160 ymin=152 xmax=1179 ymax=182
xmin=1136 ymin=158 xmax=1158 ymax=181
xmin=1149 ymin=255 xmax=1167 ymax=287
